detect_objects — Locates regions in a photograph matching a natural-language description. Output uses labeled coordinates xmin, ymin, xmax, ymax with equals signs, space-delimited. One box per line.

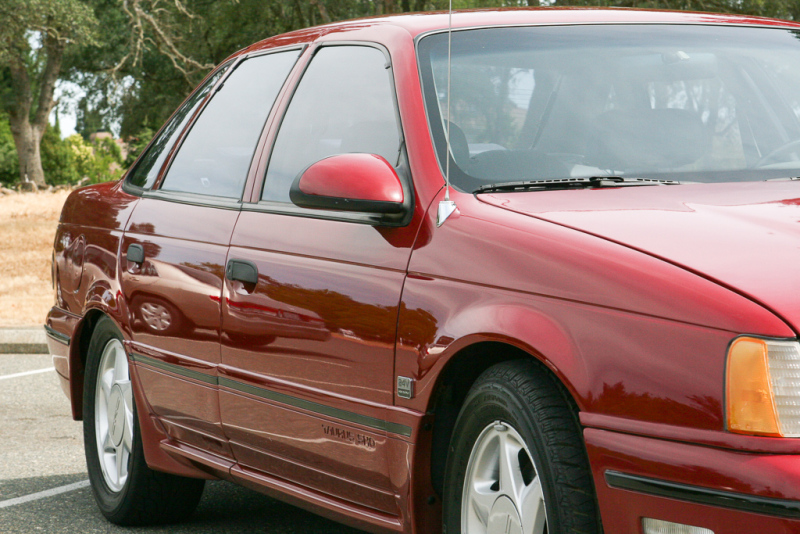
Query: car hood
xmin=478 ymin=180 xmax=800 ymax=334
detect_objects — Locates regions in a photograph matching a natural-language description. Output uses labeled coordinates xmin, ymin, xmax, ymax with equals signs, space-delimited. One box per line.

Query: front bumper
xmin=586 ymin=428 xmax=800 ymax=533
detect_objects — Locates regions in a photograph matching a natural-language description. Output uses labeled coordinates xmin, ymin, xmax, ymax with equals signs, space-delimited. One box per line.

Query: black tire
xmin=443 ymin=359 xmax=601 ymax=534
xmin=83 ymin=316 xmax=205 ymax=525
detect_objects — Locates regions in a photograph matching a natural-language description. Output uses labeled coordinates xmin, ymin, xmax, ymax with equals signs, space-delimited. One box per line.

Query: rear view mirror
xmin=290 ymin=153 xmax=406 ymax=216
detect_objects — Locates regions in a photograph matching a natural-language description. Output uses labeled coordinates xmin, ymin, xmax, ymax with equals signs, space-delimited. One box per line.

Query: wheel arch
xmin=398 ymin=285 xmax=596 ymax=506
xmin=68 ymin=308 xmax=108 ymax=420
xmin=426 ymin=340 xmax=584 ymax=497
xmin=72 ymin=307 xmax=212 ymax=480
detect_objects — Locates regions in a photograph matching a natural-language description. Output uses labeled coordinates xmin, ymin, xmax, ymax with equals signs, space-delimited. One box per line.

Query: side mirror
xmin=290 ymin=153 xmax=406 ymax=216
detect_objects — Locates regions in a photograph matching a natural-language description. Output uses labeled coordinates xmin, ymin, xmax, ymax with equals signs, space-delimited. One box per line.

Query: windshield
xmin=417 ymin=25 xmax=800 ymax=190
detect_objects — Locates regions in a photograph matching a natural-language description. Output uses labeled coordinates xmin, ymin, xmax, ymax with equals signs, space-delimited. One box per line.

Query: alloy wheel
xmin=93 ymin=338 xmax=134 ymax=492
xmin=462 ymin=421 xmax=547 ymax=534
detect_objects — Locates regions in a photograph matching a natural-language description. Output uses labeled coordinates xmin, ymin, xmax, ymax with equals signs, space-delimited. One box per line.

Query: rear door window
xmin=125 ymin=64 xmax=229 ymax=189
xmin=160 ymin=50 xmax=300 ymax=199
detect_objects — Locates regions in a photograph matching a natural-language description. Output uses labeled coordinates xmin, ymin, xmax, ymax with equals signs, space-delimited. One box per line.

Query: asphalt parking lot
xmin=0 ymin=353 xmax=365 ymax=533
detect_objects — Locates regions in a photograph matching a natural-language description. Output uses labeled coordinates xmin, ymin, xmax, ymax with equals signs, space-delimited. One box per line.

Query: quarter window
xmin=160 ymin=50 xmax=300 ymax=199
xmin=262 ymin=46 xmax=401 ymax=203
xmin=126 ymin=65 xmax=229 ymax=189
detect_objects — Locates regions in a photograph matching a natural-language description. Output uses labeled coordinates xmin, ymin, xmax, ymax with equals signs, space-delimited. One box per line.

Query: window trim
xmin=249 ymin=41 xmax=415 ymax=227
xmin=122 ymin=44 xmax=306 ymax=204
xmin=141 ymin=189 xmax=242 ymax=211
xmin=152 ymin=45 xmax=306 ymax=203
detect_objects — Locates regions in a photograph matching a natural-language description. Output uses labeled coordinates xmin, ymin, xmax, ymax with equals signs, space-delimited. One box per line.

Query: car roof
xmin=237 ymin=7 xmax=800 ymax=56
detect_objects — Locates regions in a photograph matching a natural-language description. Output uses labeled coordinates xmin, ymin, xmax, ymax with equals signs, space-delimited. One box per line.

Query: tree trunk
xmin=8 ymin=119 xmax=45 ymax=187
xmin=5 ymin=34 xmax=65 ymax=188
xmin=308 ymin=0 xmax=331 ymax=23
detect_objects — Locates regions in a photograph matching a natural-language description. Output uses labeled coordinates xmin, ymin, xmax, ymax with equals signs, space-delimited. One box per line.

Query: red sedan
xmin=46 ymin=8 xmax=800 ymax=534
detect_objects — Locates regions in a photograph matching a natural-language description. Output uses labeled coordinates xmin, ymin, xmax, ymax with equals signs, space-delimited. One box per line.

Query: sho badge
xmin=397 ymin=376 xmax=414 ymax=399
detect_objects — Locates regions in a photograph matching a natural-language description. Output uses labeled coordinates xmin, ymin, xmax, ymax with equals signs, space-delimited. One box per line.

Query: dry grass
xmin=0 ymin=190 xmax=70 ymax=326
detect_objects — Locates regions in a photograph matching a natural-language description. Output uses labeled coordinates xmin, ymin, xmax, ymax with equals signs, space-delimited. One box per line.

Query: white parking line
xmin=0 ymin=367 xmax=55 ymax=381
xmin=0 ymin=480 xmax=90 ymax=509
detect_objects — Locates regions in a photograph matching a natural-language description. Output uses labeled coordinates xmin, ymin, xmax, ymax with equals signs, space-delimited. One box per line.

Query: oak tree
xmin=0 ymin=0 xmax=96 ymax=187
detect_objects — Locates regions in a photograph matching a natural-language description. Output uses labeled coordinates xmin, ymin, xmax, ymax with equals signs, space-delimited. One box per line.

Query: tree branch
xmin=110 ymin=0 xmax=213 ymax=82
xmin=33 ymin=33 xmax=65 ymax=137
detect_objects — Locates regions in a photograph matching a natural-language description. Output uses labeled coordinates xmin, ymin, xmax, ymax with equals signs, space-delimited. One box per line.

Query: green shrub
xmin=0 ymin=116 xmax=123 ymax=187
xmin=0 ymin=115 xmax=19 ymax=186
xmin=123 ymin=126 xmax=155 ymax=169
xmin=67 ymin=134 xmax=123 ymax=184
xmin=41 ymin=123 xmax=80 ymax=185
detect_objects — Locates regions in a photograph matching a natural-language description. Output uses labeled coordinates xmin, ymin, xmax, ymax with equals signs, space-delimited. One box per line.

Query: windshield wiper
xmin=473 ymin=176 xmax=681 ymax=194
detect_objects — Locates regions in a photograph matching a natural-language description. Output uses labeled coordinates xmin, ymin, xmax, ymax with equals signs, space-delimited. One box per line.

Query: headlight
xmin=726 ymin=337 xmax=800 ymax=437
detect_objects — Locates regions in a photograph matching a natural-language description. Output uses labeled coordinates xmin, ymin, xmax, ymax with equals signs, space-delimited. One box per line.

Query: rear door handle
xmin=127 ymin=244 xmax=145 ymax=264
xmin=226 ymin=259 xmax=258 ymax=285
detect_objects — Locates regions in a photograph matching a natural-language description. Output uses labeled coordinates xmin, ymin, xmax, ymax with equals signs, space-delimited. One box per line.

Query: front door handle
xmin=226 ymin=259 xmax=258 ymax=285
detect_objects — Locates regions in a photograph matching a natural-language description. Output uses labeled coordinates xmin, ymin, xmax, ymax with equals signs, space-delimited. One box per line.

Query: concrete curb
xmin=0 ymin=327 xmax=48 ymax=354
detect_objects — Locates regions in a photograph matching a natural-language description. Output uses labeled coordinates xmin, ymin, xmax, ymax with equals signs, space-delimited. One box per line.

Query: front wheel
xmin=83 ymin=316 xmax=205 ymax=525
xmin=443 ymin=360 xmax=601 ymax=534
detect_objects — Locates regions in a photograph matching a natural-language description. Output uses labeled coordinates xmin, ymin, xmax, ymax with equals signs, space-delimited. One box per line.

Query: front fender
xmin=396 ymin=274 xmax=735 ymax=434
xmin=396 ymin=279 xmax=587 ymax=414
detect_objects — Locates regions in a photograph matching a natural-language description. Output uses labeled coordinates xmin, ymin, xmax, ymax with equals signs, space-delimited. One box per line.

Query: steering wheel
xmin=755 ymin=138 xmax=800 ymax=167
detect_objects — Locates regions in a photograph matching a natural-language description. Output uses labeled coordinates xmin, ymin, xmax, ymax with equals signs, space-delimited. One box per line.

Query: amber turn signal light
xmin=726 ymin=337 xmax=782 ymax=436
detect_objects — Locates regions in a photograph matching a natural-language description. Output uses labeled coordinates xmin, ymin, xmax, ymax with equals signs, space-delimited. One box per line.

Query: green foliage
xmin=123 ymin=125 xmax=155 ymax=168
xmin=0 ymin=0 xmax=99 ymax=187
xmin=88 ymin=136 xmax=124 ymax=183
xmin=0 ymin=0 xmax=99 ymax=112
xmin=0 ymin=114 xmax=127 ymax=189
xmin=0 ymin=115 xmax=19 ymax=185
xmin=66 ymin=134 xmax=123 ymax=184
xmin=66 ymin=134 xmax=93 ymax=178
xmin=76 ymin=97 xmax=109 ymax=139
xmin=0 ymin=113 xmax=124 ymax=187
xmin=40 ymin=122 xmax=79 ymax=184
xmin=0 ymin=0 xmax=98 ymax=51
xmin=69 ymin=0 xmax=452 ymax=138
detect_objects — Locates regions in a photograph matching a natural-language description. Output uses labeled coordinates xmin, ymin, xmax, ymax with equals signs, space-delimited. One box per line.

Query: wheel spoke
xmin=498 ymin=432 xmax=524 ymax=502
xmin=113 ymin=344 xmax=129 ymax=383
xmin=120 ymin=381 xmax=135 ymax=451
xmin=521 ymin=476 xmax=546 ymax=534
xmin=120 ymin=446 xmax=129 ymax=482
xmin=468 ymin=479 xmax=496 ymax=527
xmin=119 ymin=380 xmax=133 ymax=410
xmin=103 ymin=431 xmax=116 ymax=454
xmin=102 ymin=451 xmax=116 ymax=482
xmin=115 ymin=443 xmax=125 ymax=482
xmin=100 ymin=369 xmax=114 ymax=399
